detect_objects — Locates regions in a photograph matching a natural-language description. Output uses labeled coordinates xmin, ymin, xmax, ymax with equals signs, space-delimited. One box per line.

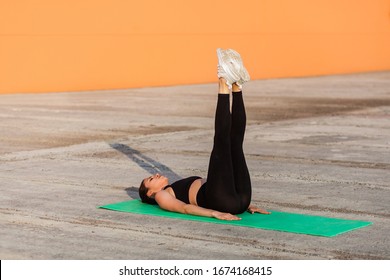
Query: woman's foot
xmin=217 ymin=48 xmax=239 ymax=89
xmin=217 ymin=48 xmax=250 ymax=89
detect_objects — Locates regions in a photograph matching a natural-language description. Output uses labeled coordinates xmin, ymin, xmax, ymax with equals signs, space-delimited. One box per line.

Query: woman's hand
xmin=212 ymin=211 xmax=241 ymax=221
xmin=247 ymin=205 xmax=271 ymax=215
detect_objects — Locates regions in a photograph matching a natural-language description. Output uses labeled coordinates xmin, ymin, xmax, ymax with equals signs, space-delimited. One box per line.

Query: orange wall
xmin=1 ymin=0 xmax=390 ymax=94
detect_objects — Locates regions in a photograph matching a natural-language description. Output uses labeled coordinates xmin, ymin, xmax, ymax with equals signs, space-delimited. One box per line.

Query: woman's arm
xmin=155 ymin=190 xmax=240 ymax=221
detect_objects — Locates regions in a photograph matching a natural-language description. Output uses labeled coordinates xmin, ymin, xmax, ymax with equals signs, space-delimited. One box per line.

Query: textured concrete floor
xmin=0 ymin=72 xmax=389 ymax=259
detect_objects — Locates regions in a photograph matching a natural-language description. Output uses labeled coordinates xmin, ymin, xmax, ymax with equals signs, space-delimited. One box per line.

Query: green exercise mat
xmin=99 ymin=199 xmax=372 ymax=237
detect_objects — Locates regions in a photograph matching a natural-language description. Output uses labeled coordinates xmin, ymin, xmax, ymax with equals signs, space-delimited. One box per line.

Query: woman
xmin=139 ymin=48 xmax=270 ymax=220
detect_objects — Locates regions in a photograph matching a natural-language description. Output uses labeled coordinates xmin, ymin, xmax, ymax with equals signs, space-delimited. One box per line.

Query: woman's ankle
xmin=232 ymin=83 xmax=242 ymax=93
xmin=219 ymin=78 xmax=230 ymax=94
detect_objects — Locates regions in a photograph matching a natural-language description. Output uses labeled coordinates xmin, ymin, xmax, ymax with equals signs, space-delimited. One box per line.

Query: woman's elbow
xmin=182 ymin=204 xmax=192 ymax=214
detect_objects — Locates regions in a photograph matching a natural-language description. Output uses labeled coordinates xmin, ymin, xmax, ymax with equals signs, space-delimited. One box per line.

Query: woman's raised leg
xmin=231 ymin=83 xmax=251 ymax=210
xmin=203 ymin=78 xmax=242 ymax=214
xmin=201 ymin=49 xmax=252 ymax=214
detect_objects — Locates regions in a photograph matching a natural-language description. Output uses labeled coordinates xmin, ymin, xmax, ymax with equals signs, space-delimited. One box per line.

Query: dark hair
xmin=139 ymin=179 xmax=158 ymax=205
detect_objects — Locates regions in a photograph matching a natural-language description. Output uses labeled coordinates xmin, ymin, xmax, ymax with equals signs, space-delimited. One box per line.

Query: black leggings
xmin=197 ymin=92 xmax=251 ymax=214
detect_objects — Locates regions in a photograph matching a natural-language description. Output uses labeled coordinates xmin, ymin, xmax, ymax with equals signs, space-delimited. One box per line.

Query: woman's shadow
xmin=109 ymin=143 xmax=182 ymax=199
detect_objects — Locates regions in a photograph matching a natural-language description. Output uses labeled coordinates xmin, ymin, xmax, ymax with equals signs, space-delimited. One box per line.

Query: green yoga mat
xmin=99 ymin=199 xmax=372 ymax=237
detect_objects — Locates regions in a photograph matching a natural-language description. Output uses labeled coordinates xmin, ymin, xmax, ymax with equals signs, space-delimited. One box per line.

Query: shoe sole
xmin=217 ymin=48 xmax=241 ymax=83
xmin=218 ymin=48 xmax=250 ymax=84
xmin=225 ymin=49 xmax=250 ymax=83
xmin=217 ymin=48 xmax=231 ymax=79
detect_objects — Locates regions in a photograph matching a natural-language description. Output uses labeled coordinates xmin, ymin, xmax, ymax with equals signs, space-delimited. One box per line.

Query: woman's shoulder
xmin=155 ymin=189 xmax=186 ymax=211
xmin=155 ymin=188 xmax=176 ymax=201
xmin=161 ymin=185 xmax=176 ymax=197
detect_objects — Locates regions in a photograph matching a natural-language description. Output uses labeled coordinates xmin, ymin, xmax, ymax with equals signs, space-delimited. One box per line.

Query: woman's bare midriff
xmin=189 ymin=178 xmax=206 ymax=206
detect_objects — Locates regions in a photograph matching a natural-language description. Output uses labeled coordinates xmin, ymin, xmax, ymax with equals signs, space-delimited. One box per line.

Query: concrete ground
xmin=0 ymin=72 xmax=389 ymax=259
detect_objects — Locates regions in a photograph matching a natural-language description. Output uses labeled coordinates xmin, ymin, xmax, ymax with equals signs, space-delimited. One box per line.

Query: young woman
xmin=139 ymin=48 xmax=270 ymax=221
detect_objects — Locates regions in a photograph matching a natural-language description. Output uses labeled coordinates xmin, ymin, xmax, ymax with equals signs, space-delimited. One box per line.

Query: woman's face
xmin=143 ymin=173 xmax=169 ymax=197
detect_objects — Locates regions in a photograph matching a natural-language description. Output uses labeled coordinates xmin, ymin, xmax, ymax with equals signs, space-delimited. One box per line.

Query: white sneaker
xmin=217 ymin=48 xmax=250 ymax=89
xmin=217 ymin=48 xmax=238 ymax=88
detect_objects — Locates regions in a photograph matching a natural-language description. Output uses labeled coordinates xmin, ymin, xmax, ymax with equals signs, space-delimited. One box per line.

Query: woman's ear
xmin=146 ymin=190 xmax=155 ymax=198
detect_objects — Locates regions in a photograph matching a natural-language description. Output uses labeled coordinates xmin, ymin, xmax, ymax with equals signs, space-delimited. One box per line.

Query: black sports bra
xmin=164 ymin=176 xmax=201 ymax=204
